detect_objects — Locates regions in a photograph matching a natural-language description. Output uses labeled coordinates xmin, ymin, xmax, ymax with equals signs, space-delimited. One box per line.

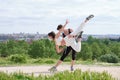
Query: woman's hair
xmin=57 ymin=24 xmax=63 ymax=30
xmin=48 ymin=31 xmax=56 ymax=39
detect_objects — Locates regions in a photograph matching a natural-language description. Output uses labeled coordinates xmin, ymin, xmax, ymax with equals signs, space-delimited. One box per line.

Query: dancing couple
xmin=48 ymin=15 xmax=94 ymax=72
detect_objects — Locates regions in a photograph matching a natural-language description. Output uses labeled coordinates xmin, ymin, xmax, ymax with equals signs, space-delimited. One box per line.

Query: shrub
xmin=44 ymin=59 xmax=55 ymax=64
xmin=9 ymin=54 xmax=27 ymax=63
xmin=99 ymin=54 xmax=119 ymax=63
xmin=28 ymin=39 xmax=57 ymax=58
xmin=34 ymin=58 xmax=43 ymax=64
xmin=78 ymin=43 xmax=93 ymax=60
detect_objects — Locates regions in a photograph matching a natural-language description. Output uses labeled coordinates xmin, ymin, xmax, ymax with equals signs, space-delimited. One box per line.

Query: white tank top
xmin=55 ymin=37 xmax=63 ymax=46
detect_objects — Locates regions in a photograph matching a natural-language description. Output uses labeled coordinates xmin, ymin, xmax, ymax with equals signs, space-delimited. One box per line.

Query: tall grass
xmin=0 ymin=69 xmax=115 ymax=80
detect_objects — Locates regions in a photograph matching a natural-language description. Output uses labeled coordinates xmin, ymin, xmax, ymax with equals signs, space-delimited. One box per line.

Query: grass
xmin=0 ymin=57 xmax=57 ymax=67
xmin=0 ymin=57 xmax=120 ymax=67
xmin=76 ymin=59 xmax=120 ymax=66
xmin=0 ymin=69 xmax=116 ymax=80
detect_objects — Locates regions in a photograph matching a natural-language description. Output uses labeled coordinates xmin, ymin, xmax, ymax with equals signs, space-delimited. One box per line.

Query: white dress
xmin=55 ymin=22 xmax=85 ymax=52
xmin=64 ymin=22 xmax=85 ymax=52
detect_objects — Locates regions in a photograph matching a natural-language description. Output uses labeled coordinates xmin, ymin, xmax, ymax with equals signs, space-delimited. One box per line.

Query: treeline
xmin=0 ymin=36 xmax=120 ymax=63
xmin=79 ymin=36 xmax=120 ymax=63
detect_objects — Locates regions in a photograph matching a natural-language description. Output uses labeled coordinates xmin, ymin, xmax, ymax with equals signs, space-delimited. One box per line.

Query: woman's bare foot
xmin=85 ymin=14 xmax=94 ymax=23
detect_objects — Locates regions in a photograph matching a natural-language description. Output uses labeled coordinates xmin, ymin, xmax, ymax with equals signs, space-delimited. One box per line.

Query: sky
xmin=0 ymin=0 xmax=120 ymax=34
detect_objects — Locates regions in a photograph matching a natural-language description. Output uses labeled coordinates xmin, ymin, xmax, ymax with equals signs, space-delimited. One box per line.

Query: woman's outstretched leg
xmin=71 ymin=14 xmax=94 ymax=35
xmin=64 ymin=15 xmax=94 ymax=52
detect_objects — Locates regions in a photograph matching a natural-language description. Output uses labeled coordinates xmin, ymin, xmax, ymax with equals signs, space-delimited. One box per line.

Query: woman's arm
xmin=63 ymin=19 xmax=69 ymax=29
xmin=56 ymin=20 xmax=69 ymax=38
xmin=55 ymin=45 xmax=64 ymax=53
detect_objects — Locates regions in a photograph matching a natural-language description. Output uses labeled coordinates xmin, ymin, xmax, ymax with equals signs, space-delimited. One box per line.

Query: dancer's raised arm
xmin=63 ymin=19 xmax=69 ymax=29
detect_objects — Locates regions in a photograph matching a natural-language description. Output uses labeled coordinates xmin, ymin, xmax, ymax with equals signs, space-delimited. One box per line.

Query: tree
xmin=109 ymin=42 xmax=120 ymax=58
xmin=0 ymin=43 xmax=8 ymax=57
xmin=28 ymin=40 xmax=44 ymax=58
xmin=87 ymin=36 xmax=94 ymax=44
xmin=91 ymin=42 xmax=102 ymax=60
xmin=99 ymin=43 xmax=111 ymax=55
xmin=28 ymin=39 xmax=57 ymax=58
xmin=78 ymin=43 xmax=92 ymax=60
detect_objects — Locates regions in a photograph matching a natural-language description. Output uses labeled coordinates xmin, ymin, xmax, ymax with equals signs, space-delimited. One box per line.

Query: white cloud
xmin=0 ymin=0 xmax=120 ymax=34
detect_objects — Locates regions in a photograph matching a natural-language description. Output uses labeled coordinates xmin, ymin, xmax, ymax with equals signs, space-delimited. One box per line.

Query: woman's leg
xmin=54 ymin=60 xmax=63 ymax=68
xmin=71 ymin=48 xmax=76 ymax=71
xmin=70 ymin=15 xmax=94 ymax=36
xmin=64 ymin=15 xmax=94 ymax=52
xmin=49 ymin=47 xmax=71 ymax=71
xmin=55 ymin=47 xmax=71 ymax=67
xmin=59 ymin=47 xmax=71 ymax=61
xmin=71 ymin=21 xmax=86 ymax=35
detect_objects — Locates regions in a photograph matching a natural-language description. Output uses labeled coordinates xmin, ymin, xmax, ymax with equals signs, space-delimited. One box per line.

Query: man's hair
xmin=57 ymin=24 xmax=63 ymax=30
xmin=48 ymin=31 xmax=55 ymax=39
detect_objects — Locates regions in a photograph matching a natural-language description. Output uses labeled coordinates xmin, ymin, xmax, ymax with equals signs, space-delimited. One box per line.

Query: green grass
xmin=0 ymin=57 xmax=120 ymax=67
xmin=0 ymin=57 xmax=57 ymax=67
xmin=76 ymin=59 xmax=120 ymax=66
xmin=0 ymin=69 xmax=115 ymax=80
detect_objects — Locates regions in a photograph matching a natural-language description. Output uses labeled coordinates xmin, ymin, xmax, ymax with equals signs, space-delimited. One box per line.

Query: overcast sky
xmin=0 ymin=0 xmax=120 ymax=34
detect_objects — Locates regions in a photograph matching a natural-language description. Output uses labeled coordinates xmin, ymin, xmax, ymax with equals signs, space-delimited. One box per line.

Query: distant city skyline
xmin=0 ymin=0 xmax=120 ymax=34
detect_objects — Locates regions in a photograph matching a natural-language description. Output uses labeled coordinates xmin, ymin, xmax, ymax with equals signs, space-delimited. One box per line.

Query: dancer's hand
xmin=63 ymin=19 xmax=69 ymax=29
xmin=65 ymin=19 xmax=69 ymax=24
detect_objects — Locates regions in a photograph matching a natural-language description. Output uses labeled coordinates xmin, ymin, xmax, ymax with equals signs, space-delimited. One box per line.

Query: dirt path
xmin=0 ymin=65 xmax=120 ymax=80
